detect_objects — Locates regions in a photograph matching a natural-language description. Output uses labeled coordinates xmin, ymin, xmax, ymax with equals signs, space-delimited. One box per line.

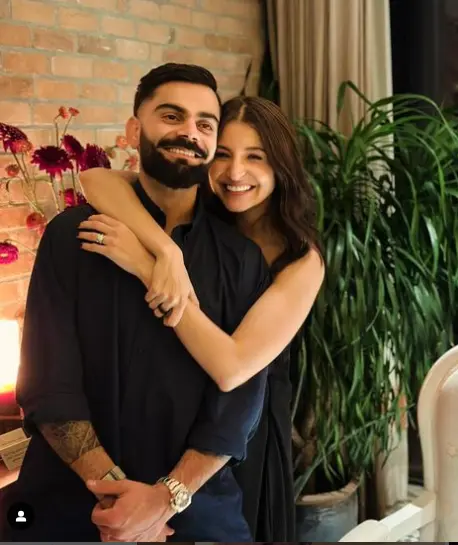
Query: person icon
xmin=7 ymin=502 xmax=34 ymax=529
xmin=15 ymin=510 xmax=27 ymax=523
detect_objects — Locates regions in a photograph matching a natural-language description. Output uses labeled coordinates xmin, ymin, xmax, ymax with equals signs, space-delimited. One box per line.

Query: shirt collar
xmin=133 ymin=180 xmax=205 ymax=232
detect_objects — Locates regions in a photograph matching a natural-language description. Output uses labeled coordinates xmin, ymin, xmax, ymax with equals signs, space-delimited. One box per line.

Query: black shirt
xmin=11 ymin=182 xmax=271 ymax=541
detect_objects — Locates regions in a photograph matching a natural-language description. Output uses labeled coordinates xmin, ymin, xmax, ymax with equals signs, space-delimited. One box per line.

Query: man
xmin=6 ymin=64 xmax=270 ymax=542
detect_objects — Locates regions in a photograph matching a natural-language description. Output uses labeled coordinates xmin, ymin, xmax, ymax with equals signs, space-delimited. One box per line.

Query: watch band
xmin=101 ymin=465 xmax=126 ymax=481
xmin=157 ymin=476 xmax=192 ymax=513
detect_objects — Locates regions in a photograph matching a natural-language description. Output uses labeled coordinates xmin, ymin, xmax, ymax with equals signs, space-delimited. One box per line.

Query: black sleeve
xmin=17 ymin=209 xmax=92 ymax=432
xmin=187 ymin=243 xmax=271 ymax=462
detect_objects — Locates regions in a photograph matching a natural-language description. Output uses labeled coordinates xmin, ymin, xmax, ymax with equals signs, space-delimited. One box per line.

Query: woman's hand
xmin=78 ymin=214 xmax=198 ymax=327
xmin=78 ymin=214 xmax=155 ymax=288
xmin=146 ymin=246 xmax=199 ymax=327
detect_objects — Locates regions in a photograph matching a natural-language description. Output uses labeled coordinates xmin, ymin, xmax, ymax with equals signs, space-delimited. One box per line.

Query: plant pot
xmin=295 ymin=479 xmax=359 ymax=542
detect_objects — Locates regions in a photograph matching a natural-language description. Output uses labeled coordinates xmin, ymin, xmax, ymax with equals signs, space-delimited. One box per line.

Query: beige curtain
xmin=267 ymin=0 xmax=392 ymax=132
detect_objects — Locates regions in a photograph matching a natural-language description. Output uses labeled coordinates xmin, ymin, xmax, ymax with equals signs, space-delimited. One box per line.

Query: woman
xmin=78 ymin=96 xmax=325 ymax=541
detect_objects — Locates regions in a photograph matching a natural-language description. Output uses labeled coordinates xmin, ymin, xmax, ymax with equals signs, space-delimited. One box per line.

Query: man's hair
xmin=133 ymin=63 xmax=221 ymax=116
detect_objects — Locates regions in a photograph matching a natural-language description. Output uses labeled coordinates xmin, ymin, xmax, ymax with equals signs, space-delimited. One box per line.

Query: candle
xmin=0 ymin=320 xmax=20 ymax=415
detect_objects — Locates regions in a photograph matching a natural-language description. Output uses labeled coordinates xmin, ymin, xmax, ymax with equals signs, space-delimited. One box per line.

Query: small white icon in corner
xmin=15 ymin=510 xmax=27 ymax=523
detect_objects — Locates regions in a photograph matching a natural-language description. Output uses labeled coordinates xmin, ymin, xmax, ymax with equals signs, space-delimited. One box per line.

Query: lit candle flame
xmin=0 ymin=320 xmax=20 ymax=394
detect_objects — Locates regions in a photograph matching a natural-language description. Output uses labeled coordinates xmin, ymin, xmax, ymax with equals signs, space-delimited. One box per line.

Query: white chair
xmin=340 ymin=344 xmax=458 ymax=542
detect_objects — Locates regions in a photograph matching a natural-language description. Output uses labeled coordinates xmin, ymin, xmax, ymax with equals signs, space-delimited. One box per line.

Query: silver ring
xmin=95 ymin=232 xmax=105 ymax=245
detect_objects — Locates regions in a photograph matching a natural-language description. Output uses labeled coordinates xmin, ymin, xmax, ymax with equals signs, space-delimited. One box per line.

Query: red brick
xmin=96 ymin=129 xmax=126 ymax=148
xmin=80 ymin=83 xmax=117 ymax=102
xmin=118 ymin=85 xmax=136 ymax=104
xmin=136 ymin=22 xmax=173 ymax=45
xmin=175 ymin=28 xmax=205 ymax=48
xmin=191 ymin=11 xmax=216 ymax=30
xmin=116 ymin=39 xmax=149 ymax=61
xmin=22 ymin=129 xmax=53 ymax=147
xmin=0 ymin=76 xmax=33 ymax=98
xmin=0 ymin=280 xmax=21 ymax=304
xmin=52 ymin=55 xmax=93 ymax=78
xmin=101 ymin=16 xmax=135 ymax=38
xmin=116 ymin=0 xmax=129 ymax=13
xmin=160 ymin=4 xmax=191 ymax=24
xmin=216 ymin=73 xmax=246 ymax=90
xmin=0 ymin=0 xmax=10 ymax=18
xmin=93 ymin=60 xmax=129 ymax=82
xmin=0 ymin=102 xmax=31 ymax=125
xmin=116 ymin=106 xmax=133 ymax=124
xmin=0 ymin=23 xmax=31 ymax=47
xmin=129 ymin=0 xmax=160 ymax=21
xmin=0 ymin=252 xmax=35 ymax=280
xmin=130 ymin=63 xmax=155 ymax=82
xmin=228 ymin=36 xmax=254 ymax=55
xmin=0 ymin=206 xmax=31 ymax=230
xmin=204 ymin=34 xmax=230 ymax=51
xmin=149 ymin=45 xmax=163 ymax=63
xmin=200 ymin=0 xmax=259 ymax=18
xmin=58 ymin=7 xmax=99 ymax=32
xmin=78 ymin=0 xmax=118 ymax=9
xmin=11 ymin=0 xmax=56 ymax=25
xmin=78 ymin=106 xmax=118 ymax=124
xmin=216 ymin=16 xmax=253 ymax=36
xmin=3 ymin=51 xmax=49 ymax=74
xmin=35 ymin=78 xmax=79 ymax=101
xmin=33 ymin=28 xmax=75 ymax=52
xmin=78 ymin=35 xmax=116 ymax=57
xmin=33 ymin=103 xmax=64 ymax=124
xmin=171 ymin=0 xmax=195 ymax=6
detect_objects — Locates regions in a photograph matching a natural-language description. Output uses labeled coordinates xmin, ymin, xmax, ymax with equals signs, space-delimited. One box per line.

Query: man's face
xmin=132 ymin=81 xmax=220 ymax=189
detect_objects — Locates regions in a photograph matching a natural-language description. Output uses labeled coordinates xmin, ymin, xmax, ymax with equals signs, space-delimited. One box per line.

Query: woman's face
xmin=209 ymin=120 xmax=275 ymax=214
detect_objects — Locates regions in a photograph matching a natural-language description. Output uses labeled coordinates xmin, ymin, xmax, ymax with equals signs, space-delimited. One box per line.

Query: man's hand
xmin=86 ymin=478 xmax=175 ymax=542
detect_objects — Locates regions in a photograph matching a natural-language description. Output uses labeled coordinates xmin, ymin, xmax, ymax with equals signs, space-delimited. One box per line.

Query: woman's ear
xmin=126 ymin=116 xmax=140 ymax=148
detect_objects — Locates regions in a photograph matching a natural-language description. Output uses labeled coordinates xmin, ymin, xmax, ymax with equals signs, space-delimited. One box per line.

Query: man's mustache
xmin=157 ymin=137 xmax=207 ymax=159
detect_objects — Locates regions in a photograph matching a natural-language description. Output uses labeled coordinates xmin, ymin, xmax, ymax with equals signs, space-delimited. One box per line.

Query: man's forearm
xmin=168 ymin=449 xmax=230 ymax=494
xmin=39 ymin=420 xmax=116 ymax=483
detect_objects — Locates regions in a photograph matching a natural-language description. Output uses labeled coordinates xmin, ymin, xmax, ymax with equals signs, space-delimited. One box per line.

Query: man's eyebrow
xmin=155 ymin=103 xmax=219 ymax=124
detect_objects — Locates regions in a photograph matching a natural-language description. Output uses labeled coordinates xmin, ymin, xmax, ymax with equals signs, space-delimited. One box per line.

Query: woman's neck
xmin=236 ymin=206 xmax=285 ymax=266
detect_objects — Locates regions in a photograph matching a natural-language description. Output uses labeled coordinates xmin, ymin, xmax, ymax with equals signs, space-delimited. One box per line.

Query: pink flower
xmin=26 ymin=212 xmax=46 ymax=231
xmin=0 ymin=242 xmax=19 ymax=265
xmin=12 ymin=139 xmax=33 ymax=154
xmin=116 ymin=135 xmax=128 ymax=149
xmin=58 ymin=106 xmax=69 ymax=119
xmin=0 ymin=123 xmax=30 ymax=153
xmin=125 ymin=155 xmax=139 ymax=170
xmin=69 ymin=107 xmax=80 ymax=117
xmin=62 ymin=134 xmax=84 ymax=161
xmin=63 ymin=188 xmax=86 ymax=208
xmin=79 ymin=144 xmax=111 ymax=171
xmin=5 ymin=164 xmax=20 ymax=177
xmin=31 ymin=146 xmax=73 ymax=178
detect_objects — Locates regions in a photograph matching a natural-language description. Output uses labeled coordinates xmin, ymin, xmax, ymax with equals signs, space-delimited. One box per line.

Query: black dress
xmin=233 ymin=347 xmax=295 ymax=541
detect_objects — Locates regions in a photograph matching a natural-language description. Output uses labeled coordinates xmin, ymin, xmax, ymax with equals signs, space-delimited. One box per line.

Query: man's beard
xmin=139 ymin=131 xmax=210 ymax=190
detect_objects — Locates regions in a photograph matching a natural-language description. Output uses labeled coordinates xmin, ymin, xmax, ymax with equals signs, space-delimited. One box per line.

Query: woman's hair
xmin=216 ymin=96 xmax=321 ymax=274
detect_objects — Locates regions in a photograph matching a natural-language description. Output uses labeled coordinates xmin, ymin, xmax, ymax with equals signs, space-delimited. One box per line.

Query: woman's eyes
xmin=214 ymin=152 xmax=264 ymax=161
xmin=247 ymin=154 xmax=263 ymax=161
xmin=214 ymin=151 xmax=230 ymax=159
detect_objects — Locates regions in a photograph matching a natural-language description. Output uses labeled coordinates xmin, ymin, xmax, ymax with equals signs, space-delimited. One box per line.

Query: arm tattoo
xmin=39 ymin=420 xmax=101 ymax=465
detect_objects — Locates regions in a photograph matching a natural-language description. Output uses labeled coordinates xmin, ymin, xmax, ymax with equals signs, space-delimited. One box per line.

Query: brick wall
xmin=0 ymin=0 xmax=264 ymax=320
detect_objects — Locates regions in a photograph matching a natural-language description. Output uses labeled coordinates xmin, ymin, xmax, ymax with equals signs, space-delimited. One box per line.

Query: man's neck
xmin=138 ymin=172 xmax=198 ymax=234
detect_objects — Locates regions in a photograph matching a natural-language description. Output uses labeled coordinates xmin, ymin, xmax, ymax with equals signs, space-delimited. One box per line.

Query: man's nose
xmin=176 ymin=119 xmax=200 ymax=142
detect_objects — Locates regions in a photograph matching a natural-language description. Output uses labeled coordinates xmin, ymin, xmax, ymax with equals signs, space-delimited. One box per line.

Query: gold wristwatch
xmin=102 ymin=465 xmax=126 ymax=481
xmin=157 ymin=476 xmax=192 ymax=513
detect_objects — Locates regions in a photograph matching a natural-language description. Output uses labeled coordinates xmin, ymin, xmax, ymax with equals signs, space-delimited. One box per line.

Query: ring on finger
xmin=95 ymin=232 xmax=105 ymax=245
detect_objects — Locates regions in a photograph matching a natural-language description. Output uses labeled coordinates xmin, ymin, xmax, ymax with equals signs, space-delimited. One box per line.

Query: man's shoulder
xmin=46 ymin=204 xmax=95 ymax=233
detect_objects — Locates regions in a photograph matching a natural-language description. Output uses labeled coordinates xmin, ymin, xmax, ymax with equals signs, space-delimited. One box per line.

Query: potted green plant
xmin=291 ymin=82 xmax=458 ymax=541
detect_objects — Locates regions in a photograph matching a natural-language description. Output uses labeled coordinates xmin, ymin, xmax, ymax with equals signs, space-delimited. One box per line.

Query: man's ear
xmin=126 ymin=116 xmax=140 ymax=148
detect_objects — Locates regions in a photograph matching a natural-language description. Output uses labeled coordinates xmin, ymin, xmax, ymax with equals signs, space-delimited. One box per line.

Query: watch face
xmin=173 ymin=489 xmax=191 ymax=510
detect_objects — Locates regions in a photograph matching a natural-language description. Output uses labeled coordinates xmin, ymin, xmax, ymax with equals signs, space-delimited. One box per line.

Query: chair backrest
xmin=418 ymin=344 xmax=458 ymax=541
